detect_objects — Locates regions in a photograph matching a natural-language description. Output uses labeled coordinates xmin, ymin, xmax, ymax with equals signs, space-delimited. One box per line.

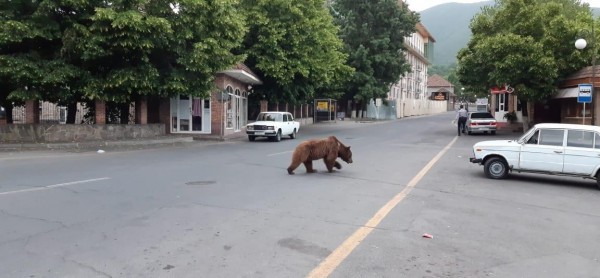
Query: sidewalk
xmin=0 ymin=119 xmax=389 ymax=152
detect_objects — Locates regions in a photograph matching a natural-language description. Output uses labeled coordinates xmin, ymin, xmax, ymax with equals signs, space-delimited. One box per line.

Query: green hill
xmin=419 ymin=1 xmax=493 ymax=66
xmin=420 ymin=1 xmax=600 ymax=66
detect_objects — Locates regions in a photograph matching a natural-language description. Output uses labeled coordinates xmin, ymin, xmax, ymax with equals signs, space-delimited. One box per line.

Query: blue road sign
xmin=578 ymin=84 xmax=593 ymax=103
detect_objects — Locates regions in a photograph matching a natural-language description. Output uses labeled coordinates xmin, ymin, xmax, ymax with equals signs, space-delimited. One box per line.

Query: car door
xmin=518 ymin=128 xmax=565 ymax=172
xmin=282 ymin=114 xmax=290 ymax=135
xmin=563 ymin=130 xmax=600 ymax=175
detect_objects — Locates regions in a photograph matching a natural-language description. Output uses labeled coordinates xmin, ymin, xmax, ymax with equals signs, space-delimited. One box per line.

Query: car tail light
xmin=470 ymin=122 xmax=477 ymax=126
xmin=491 ymin=122 xmax=497 ymax=125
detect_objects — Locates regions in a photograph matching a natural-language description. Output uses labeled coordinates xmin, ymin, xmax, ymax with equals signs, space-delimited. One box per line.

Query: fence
xmin=7 ymin=101 xmax=135 ymax=124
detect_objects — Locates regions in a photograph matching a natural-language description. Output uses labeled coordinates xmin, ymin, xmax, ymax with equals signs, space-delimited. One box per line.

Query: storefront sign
xmin=316 ymin=101 xmax=329 ymax=111
xmin=432 ymin=92 xmax=447 ymax=101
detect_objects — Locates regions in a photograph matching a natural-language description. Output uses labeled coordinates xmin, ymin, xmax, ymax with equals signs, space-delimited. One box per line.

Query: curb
xmin=0 ymin=136 xmax=195 ymax=151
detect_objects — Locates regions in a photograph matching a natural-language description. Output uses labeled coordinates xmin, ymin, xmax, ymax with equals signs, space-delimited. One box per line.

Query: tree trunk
xmin=524 ymin=102 xmax=535 ymax=131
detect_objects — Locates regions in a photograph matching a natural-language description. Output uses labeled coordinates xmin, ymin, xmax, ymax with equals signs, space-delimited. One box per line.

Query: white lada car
xmin=246 ymin=112 xmax=300 ymax=142
xmin=470 ymin=123 xmax=600 ymax=189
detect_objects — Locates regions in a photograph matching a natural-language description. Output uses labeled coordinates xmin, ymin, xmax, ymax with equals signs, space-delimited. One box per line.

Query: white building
xmin=388 ymin=22 xmax=445 ymax=118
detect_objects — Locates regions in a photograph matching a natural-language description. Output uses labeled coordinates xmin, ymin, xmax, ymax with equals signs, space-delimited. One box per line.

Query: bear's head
xmin=338 ymin=145 xmax=353 ymax=164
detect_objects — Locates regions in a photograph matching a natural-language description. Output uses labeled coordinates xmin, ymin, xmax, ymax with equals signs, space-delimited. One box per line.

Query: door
xmin=495 ymin=93 xmax=509 ymax=122
xmin=519 ymin=128 xmax=565 ymax=172
xmin=177 ymin=95 xmax=191 ymax=132
xmin=563 ymin=130 xmax=600 ymax=175
xmin=171 ymin=95 xmax=211 ymax=133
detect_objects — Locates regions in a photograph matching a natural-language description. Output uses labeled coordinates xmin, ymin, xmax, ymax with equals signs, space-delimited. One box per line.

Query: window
xmin=538 ymin=129 xmax=564 ymax=146
xmin=595 ymin=133 xmax=600 ymax=149
xmin=283 ymin=114 xmax=288 ymax=122
xmin=567 ymin=130 xmax=594 ymax=148
xmin=470 ymin=112 xmax=494 ymax=119
xmin=526 ymin=130 xmax=539 ymax=144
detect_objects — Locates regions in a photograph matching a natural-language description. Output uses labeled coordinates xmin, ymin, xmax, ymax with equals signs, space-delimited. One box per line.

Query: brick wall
xmin=159 ymin=97 xmax=171 ymax=134
xmin=25 ymin=100 xmax=40 ymax=124
xmin=135 ymin=97 xmax=148 ymax=124
xmin=95 ymin=100 xmax=106 ymax=124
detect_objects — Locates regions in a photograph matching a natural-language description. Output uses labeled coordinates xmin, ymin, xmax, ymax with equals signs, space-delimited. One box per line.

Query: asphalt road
xmin=1 ymin=112 xmax=600 ymax=278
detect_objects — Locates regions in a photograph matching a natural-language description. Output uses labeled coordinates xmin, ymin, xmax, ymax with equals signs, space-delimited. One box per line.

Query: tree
xmin=331 ymin=0 xmax=418 ymax=110
xmin=1 ymin=0 xmax=247 ymax=123
xmin=239 ymin=0 xmax=353 ymax=105
xmin=457 ymin=0 xmax=595 ymax=123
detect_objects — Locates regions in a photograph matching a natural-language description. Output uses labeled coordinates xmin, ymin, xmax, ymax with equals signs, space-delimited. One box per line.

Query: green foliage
xmin=457 ymin=0 xmax=595 ymax=102
xmin=331 ymin=0 xmax=419 ymax=106
xmin=239 ymin=0 xmax=353 ymax=104
xmin=1 ymin=0 xmax=247 ymax=107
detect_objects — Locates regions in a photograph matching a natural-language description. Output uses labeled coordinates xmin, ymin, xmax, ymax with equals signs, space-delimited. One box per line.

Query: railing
xmin=7 ymin=101 xmax=134 ymax=124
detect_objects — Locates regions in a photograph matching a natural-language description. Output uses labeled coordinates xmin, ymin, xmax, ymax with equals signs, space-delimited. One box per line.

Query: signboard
xmin=578 ymin=84 xmax=593 ymax=103
xmin=316 ymin=101 xmax=329 ymax=111
xmin=432 ymin=92 xmax=447 ymax=101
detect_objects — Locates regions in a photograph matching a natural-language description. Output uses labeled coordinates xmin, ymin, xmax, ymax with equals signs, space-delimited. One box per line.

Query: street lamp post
xmin=575 ymin=23 xmax=596 ymax=125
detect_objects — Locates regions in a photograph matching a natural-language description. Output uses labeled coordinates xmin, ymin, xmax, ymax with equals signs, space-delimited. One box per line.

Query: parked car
xmin=469 ymin=123 xmax=600 ymax=189
xmin=466 ymin=111 xmax=497 ymax=135
xmin=246 ymin=112 xmax=300 ymax=142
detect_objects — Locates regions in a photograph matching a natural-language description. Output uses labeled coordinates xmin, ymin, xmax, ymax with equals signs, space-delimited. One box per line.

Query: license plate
xmin=255 ymin=131 xmax=265 ymax=135
xmin=479 ymin=128 xmax=488 ymax=131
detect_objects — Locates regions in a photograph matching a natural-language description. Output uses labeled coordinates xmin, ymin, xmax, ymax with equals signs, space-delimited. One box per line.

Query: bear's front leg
xmin=324 ymin=159 xmax=336 ymax=173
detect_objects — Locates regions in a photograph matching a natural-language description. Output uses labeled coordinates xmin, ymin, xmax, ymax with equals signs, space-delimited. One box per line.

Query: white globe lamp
xmin=575 ymin=38 xmax=588 ymax=50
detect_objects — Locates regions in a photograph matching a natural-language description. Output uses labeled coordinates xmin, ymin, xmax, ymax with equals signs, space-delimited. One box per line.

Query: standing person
xmin=455 ymin=105 xmax=468 ymax=136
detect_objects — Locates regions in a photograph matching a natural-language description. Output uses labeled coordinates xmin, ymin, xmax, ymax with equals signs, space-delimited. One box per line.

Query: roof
xmin=218 ymin=63 xmax=263 ymax=85
xmin=534 ymin=123 xmax=600 ymax=132
xmin=416 ymin=22 xmax=436 ymax=43
xmin=427 ymin=74 xmax=453 ymax=87
xmin=564 ymin=66 xmax=600 ymax=80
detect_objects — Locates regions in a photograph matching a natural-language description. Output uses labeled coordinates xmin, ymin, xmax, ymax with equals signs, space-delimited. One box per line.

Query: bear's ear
xmin=347 ymin=146 xmax=351 ymax=149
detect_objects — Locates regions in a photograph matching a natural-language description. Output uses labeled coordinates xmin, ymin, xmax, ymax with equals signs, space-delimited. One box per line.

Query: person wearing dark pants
xmin=455 ymin=105 xmax=468 ymax=136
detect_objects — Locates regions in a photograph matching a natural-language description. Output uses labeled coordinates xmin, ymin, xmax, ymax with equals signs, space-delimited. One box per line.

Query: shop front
xmin=165 ymin=63 xmax=261 ymax=139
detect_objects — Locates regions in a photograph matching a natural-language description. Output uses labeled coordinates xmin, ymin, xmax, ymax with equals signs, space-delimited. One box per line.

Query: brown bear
xmin=287 ymin=136 xmax=353 ymax=175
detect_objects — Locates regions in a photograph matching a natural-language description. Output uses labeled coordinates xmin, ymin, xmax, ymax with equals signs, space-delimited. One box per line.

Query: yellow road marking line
xmin=306 ymin=137 xmax=458 ymax=278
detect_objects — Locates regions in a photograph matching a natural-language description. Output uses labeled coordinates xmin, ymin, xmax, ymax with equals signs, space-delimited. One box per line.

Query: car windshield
xmin=256 ymin=113 xmax=281 ymax=121
xmin=470 ymin=112 xmax=493 ymax=119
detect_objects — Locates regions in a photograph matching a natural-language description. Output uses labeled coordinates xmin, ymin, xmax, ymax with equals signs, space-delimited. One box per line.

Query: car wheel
xmin=274 ymin=130 xmax=282 ymax=142
xmin=290 ymin=129 xmax=296 ymax=139
xmin=491 ymin=131 xmax=496 ymax=135
xmin=596 ymin=172 xmax=600 ymax=190
xmin=484 ymin=157 xmax=509 ymax=179
xmin=248 ymin=135 xmax=256 ymax=142
xmin=467 ymin=131 xmax=472 ymax=135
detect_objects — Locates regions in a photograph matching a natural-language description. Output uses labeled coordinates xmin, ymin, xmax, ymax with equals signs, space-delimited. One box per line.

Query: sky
xmin=404 ymin=0 xmax=600 ymax=12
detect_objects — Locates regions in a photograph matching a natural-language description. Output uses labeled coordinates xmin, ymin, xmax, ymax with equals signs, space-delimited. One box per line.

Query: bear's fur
xmin=287 ymin=136 xmax=353 ymax=175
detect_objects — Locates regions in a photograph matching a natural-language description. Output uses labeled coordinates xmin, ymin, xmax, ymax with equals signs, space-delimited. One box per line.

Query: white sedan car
xmin=246 ymin=112 xmax=300 ymax=142
xmin=470 ymin=123 xmax=600 ymax=189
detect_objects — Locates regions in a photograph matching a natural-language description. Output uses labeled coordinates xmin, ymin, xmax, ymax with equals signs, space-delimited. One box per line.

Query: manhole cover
xmin=185 ymin=181 xmax=216 ymax=186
